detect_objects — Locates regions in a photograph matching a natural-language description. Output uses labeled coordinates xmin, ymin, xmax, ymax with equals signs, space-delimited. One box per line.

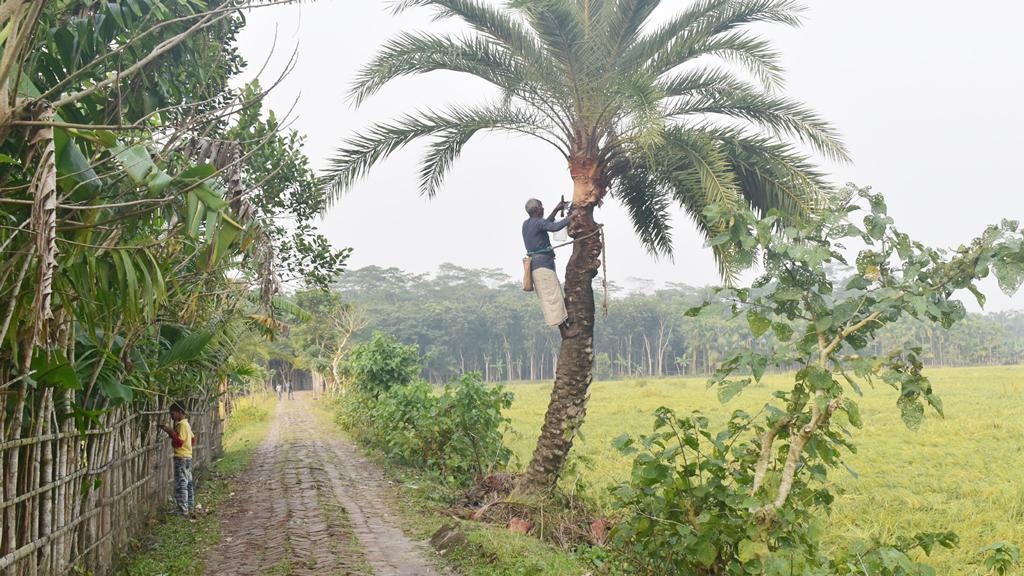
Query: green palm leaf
xmin=325 ymin=104 xmax=560 ymax=198
xmin=349 ymin=33 xmax=528 ymax=105
xmin=615 ymin=167 xmax=675 ymax=258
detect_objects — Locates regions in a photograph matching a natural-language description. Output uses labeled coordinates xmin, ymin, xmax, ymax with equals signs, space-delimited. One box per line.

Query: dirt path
xmin=205 ymin=393 xmax=442 ymax=576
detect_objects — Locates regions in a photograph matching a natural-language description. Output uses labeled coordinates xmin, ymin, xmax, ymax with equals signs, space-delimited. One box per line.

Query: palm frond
xmin=419 ymin=127 xmax=475 ymax=199
xmin=509 ymin=0 xmax=588 ymax=110
xmin=380 ymin=2 xmax=574 ymax=131
xmin=510 ymin=0 xmax=586 ymax=66
xmin=612 ymin=69 xmax=666 ymax=151
xmin=614 ymin=166 xmax=674 ymax=258
xmin=681 ymin=192 xmax=743 ymax=284
xmin=624 ymin=0 xmax=801 ymax=72
xmin=688 ymin=31 xmax=787 ymax=90
xmin=391 ymin=0 xmax=549 ymax=64
xmin=659 ymin=67 xmax=757 ymax=97
xmin=612 ymin=93 xmax=800 ymax=283
xmin=701 ymin=125 xmax=830 ymax=221
xmin=326 ymin=116 xmax=443 ymax=199
xmin=324 ymin=105 xmax=561 ymax=201
xmin=667 ymin=88 xmax=850 ymax=162
xmin=349 ymin=32 xmax=530 ymax=106
xmin=622 ymin=0 xmax=731 ymax=65
xmin=655 ymin=158 xmax=742 ymax=283
xmin=664 ymin=129 xmax=743 ymax=209
xmin=599 ymin=0 xmax=662 ymax=59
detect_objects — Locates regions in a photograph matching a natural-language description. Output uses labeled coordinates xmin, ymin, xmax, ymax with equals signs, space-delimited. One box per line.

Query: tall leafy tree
xmin=0 ymin=2 xmax=348 ymax=569
xmin=325 ymin=0 xmax=848 ymax=490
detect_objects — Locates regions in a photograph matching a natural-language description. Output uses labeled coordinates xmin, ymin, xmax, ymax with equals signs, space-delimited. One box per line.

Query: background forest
xmin=277 ymin=265 xmax=1024 ymax=386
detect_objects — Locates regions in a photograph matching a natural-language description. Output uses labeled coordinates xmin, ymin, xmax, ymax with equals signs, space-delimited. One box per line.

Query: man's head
xmin=169 ymin=402 xmax=186 ymax=421
xmin=525 ymin=198 xmax=543 ymax=217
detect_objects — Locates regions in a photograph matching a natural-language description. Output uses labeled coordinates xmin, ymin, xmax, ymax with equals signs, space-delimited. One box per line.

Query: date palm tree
xmin=325 ymin=0 xmax=848 ymax=491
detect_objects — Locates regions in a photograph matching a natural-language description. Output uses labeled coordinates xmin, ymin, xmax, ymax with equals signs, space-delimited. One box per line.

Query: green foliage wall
xmin=335 ymin=346 xmax=513 ymax=487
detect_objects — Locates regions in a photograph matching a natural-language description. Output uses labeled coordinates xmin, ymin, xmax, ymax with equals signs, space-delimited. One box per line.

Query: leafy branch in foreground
xmin=607 ymin=185 xmax=1023 ymax=575
xmin=980 ymin=542 xmax=1021 ymax=575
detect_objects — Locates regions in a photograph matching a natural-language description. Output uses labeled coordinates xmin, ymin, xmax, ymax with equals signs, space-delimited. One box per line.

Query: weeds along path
xmin=205 ymin=393 xmax=442 ymax=576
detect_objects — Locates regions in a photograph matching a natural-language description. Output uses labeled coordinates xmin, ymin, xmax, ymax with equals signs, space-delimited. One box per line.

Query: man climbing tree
xmin=523 ymin=198 xmax=579 ymax=339
xmin=326 ymin=0 xmax=847 ymax=491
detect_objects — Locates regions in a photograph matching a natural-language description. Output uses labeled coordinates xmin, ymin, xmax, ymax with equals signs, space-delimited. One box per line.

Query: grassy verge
xmin=318 ymin=397 xmax=589 ymax=576
xmin=118 ymin=394 xmax=276 ymax=576
xmin=395 ymin=471 xmax=589 ymax=576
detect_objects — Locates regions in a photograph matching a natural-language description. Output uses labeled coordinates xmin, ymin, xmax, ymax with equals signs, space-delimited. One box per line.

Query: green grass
xmin=118 ymin=393 xmax=276 ymax=576
xmin=448 ymin=527 xmax=591 ymax=576
xmin=503 ymin=365 xmax=1024 ymax=575
xmin=374 ymin=466 xmax=589 ymax=576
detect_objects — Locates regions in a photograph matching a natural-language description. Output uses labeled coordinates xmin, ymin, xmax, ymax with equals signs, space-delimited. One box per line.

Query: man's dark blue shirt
xmin=523 ymin=216 xmax=570 ymax=271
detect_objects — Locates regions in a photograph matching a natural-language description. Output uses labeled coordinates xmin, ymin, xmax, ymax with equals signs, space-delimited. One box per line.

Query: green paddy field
xmin=505 ymin=366 xmax=1024 ymax=575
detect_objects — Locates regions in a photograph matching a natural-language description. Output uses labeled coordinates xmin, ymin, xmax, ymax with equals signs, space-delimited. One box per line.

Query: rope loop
xmin=527 ymin=223 xmax=610 ymax=315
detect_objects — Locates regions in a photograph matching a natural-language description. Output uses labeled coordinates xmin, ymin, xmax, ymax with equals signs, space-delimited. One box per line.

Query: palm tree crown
xmin=326 ymin=0 xmax=848 ymax=276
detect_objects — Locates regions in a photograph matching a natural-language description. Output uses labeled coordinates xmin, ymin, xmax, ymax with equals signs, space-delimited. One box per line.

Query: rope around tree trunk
xmin=536 ymin=224 xmax=609 ymax=317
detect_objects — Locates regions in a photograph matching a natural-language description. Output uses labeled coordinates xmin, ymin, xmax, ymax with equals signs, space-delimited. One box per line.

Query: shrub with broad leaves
xmin=606 ymin=186 xmax=1023 ymax=574
xmin=980 ymin=542 xmax=1021 ymax=575
xmin=342 ymin=332 xmax=421 ymax=396
xmin=338 ymin=340 xmax=513 ymax=487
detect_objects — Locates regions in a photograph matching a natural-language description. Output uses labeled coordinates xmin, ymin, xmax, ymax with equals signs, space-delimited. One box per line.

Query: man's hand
xmin=159 ymin=423 xmax=173 ymax=434
xmin=547 ymin=199 xmax=568 ymax=221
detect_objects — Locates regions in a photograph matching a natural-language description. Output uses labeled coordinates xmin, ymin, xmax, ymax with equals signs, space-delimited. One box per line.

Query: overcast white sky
xmin=237 ymin=1 xmax=1023 ymax=311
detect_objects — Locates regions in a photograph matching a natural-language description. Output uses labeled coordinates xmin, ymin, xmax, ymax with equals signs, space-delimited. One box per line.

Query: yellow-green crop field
xmin=504 ymin=366 xmax=1024 ymax=575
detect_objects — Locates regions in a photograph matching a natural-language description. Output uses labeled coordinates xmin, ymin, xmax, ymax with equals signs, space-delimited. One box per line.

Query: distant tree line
xmin=330 ymin=265 xmax=1024 ymax=383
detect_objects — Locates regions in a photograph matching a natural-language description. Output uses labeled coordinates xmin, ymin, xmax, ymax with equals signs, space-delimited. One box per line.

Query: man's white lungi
xmin=532 ymin=267 xmax=568 ymax=326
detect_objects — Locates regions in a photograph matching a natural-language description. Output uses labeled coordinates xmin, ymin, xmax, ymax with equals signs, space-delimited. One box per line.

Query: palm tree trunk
xmin=521 ymin=159 xmax=604 ymax=491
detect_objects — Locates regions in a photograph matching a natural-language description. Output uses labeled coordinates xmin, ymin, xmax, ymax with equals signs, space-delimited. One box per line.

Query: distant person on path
xmin=523 ymin=198 xmax=578 ymax=339
xmin=287 ymin=381 xmax=294 ymax=400
xmin=159 ymin=402 xmax=196 ymax=517
xmin=275 ymin=383 xmax=282 ymax=400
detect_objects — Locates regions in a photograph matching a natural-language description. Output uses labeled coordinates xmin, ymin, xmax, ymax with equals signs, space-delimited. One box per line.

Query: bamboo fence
xmin=0 ymin=391 xmax=224 ymax=576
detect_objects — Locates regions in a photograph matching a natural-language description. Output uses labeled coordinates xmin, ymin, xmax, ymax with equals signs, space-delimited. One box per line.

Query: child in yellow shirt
xmin=160 ymin=402 xmax=195 ymax=517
